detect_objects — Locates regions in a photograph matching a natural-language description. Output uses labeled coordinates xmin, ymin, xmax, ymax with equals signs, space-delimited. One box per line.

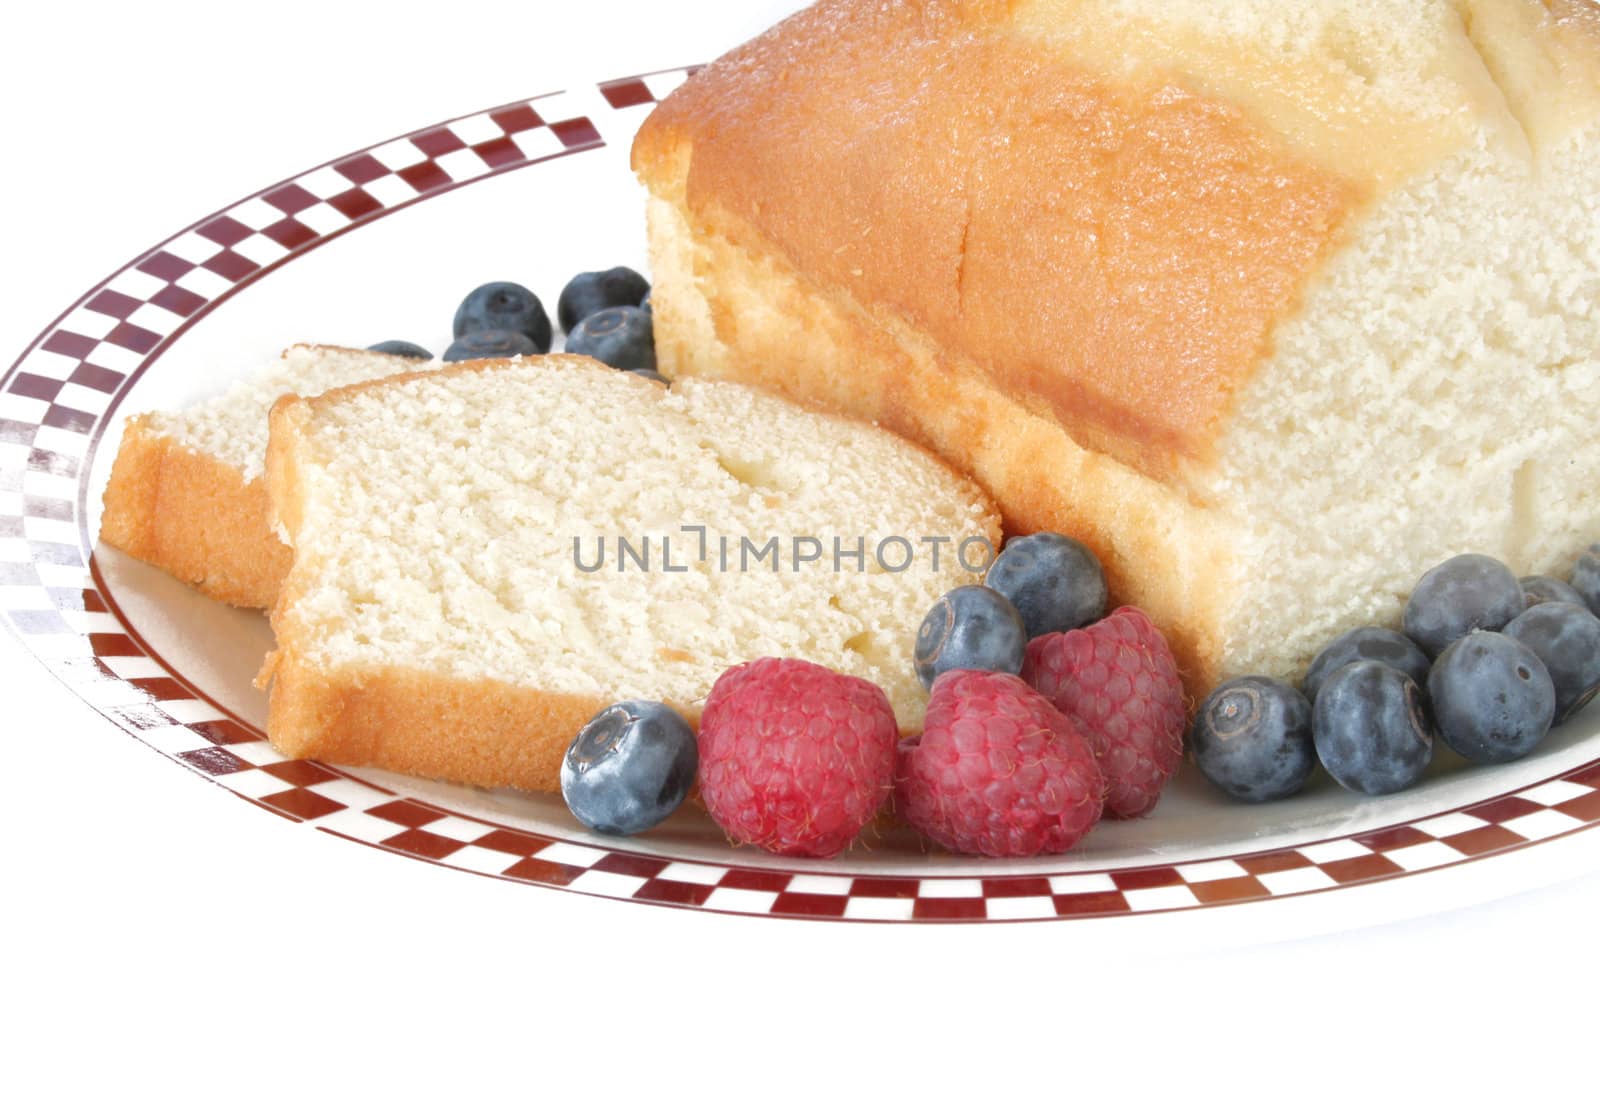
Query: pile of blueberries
xmin=1193 ymin=548 xmax=1600 ymax=803
xmin=912 ymin=533 xmax=1107 ymax=686
xmin=368 ymin=265 xmax=662 ymax=379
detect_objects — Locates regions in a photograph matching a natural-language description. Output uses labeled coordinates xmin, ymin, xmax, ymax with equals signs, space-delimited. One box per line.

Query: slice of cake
xmin=99 ymin=344 xmax=431 ymax=607
xmin=631 ymin=0 xmax=1600 ymax=693
xmin=262 ymin=354 xmax=1000 ymax=793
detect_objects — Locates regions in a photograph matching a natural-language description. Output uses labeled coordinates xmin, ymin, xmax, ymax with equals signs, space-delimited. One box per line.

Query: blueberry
xmin=565 ymin=306 xmax=656 ymax=373
xmin=1428 ymin=631 xmax=1555 ymax=763
xmin=560 ymin=700 xmax=698 ymax=835
xmin=1313 ymin=660 xmax=1433 ymax=795
xmin=1301 ymin=626 xmax=1431 ymax=701
xmin=983 ymin=532 xmax=1107 ymax=637
xmin=1572 ymin=544 xmax=1600 ymax=617
xmin=454 ymin=281 xmax=552 ymax=352
xmin=558 ymin=266 xmax=651 ymax=332
xmin=639 ymin=288 xmax=652 ymax=313
xmin=1402 ymin=553 xmax=1524 ymax=658
xmin=913 ymin=585 xmax=1026 ymax=688
xmin=366 ymin=340 xmax=433 ymax=360
xmin=631 ymin=369 xmax=669 ymax=385
xmin=1504 ymin=603 xmax=1600 ymax=724
xmin=1520 ymin=574 xmax=1590 ymax=611
xmin=442 ymin=328 xmax=540 ymax=363
xmin=1192 ymin=676 xmax=1316 ymax=803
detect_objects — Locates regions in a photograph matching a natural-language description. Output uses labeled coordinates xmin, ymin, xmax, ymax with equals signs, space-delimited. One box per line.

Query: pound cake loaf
xmin=262 ymin=354 xmax=999 ymax=793
xmin=632 ymin=0 xmax=1600 ymax=692
xmin=100 ymin=344 xmax=430 ymax=607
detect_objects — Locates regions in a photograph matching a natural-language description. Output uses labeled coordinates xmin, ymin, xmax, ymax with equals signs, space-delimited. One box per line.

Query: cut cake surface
xmin=99 ymin=343 xmax=428 ymax=608
xmin=263 ymin=354 xmax=1001 ymax=793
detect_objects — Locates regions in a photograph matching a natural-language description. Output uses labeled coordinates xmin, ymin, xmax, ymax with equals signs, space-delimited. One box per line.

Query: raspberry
xmin=697 ymin=658 xmax=898 ymax=858
xmin=1021 ymin=606 xmax=1187 ymax=818
xmin=895 ymin=671 xmax=1104 ymax=857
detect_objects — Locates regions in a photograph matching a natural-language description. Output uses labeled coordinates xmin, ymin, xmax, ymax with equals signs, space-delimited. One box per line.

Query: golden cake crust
xmin=633 ymin=0 xmax=1365 ymax=483
xmin=264 ymin=650 xmax=607 ymax=795
xmin=99 ymin=416 xmax=291 ymax=608
xmin=633 ymin=0 xmax=1600 ymax=487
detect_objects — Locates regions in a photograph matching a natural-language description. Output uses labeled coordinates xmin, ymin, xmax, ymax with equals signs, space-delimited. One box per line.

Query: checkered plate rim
xmin=5 ymin=66 xmax=1600 ymax=924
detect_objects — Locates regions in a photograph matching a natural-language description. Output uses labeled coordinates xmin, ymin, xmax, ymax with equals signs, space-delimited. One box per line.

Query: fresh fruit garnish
xmin=557 ymin=266 xmax=650 ymax=332
xmin=1021 ymin=606 xmax=1186 ymax=818
xmin=895 ymin=670 xmax=1103 ymax=857
xmin=1301 ymin=626 xmax=1430 ymax=701
xmin=366 ymin=339 xmax=433 ymax=360
xmin=697 ymin=658 xmax=897 ymax=858
xmin=564 ymin=305 xmax=655 ymax=373
xmin=1519 ymin=574 xmax=1590 ymax=611
xmin=1572 ymin=544 xmax=1600 ymax=617
xmin=982 ymin=531 xmax=1106 ymax=637
xmin=1428 ymin=632 xmax=1555 ymax=764
xmin=912 ymin=585 xmax=1026 ymax=688
xmin=453 ymin=280 xmax=552 ymax=353
xmin=560 ymin=700 xmax=698 ymax=836
xmin=442 ymin=328 xmax=540 ymax=362
xmin=1503 ymin=603 xmax=1600 ymax=725
xmin=1192 ymin=676 xmax=1315 ymax=803
xmin=1313 ymin=660 xmax=1433 ymax=795
xmin=1402 ymin=553 xmax=1524 ymax=658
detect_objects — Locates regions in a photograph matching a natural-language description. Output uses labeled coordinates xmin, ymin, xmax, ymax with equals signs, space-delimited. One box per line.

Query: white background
xmin=2 ymin=2 xmax=1596 ymax=1093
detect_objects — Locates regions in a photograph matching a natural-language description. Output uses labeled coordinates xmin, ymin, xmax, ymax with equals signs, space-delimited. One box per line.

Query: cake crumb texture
xmin=264 ymin=355 xmax=1001 ymax=792
xmin=99 ymin=344 xmax=436 ymax=607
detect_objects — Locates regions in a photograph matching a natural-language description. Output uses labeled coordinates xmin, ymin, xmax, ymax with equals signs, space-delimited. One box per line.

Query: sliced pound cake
xmin=632 ymin=0 xmax=1600 ymax=693
xmin=262 ymin=354 xmax=1000 ymax=793
xmin=100 ymin=344 xmax=431 ymax=607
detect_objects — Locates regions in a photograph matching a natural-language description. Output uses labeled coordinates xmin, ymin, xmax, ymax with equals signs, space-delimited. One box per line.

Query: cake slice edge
xmin=98 ymin=343 xmax=431 ymax=609
xmin=100 ymin=414 xmax=293 ymax=608
xmin=261 ymin=367 xmax=615 ymax=793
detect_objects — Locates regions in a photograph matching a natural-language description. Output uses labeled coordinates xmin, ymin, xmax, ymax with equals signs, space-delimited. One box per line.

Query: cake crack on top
xmin=1458 ymin=2 xmax=1535 ymax=158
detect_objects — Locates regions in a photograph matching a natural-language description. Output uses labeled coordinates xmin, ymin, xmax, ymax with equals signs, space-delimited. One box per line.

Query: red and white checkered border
xmin=5 ymin=68 xmax=1600 ymax=923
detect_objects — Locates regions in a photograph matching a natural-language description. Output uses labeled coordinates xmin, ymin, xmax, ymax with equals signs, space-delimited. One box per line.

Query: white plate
xmin=5 ymin=66 xmax=1599 ymax=925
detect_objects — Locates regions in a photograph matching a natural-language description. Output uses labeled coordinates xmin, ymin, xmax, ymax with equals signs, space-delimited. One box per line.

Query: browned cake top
xmin=635 ymin=0 xmax=1364 ymax=480
xmin=634 ymin=0 xmax=1600 ymax=483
